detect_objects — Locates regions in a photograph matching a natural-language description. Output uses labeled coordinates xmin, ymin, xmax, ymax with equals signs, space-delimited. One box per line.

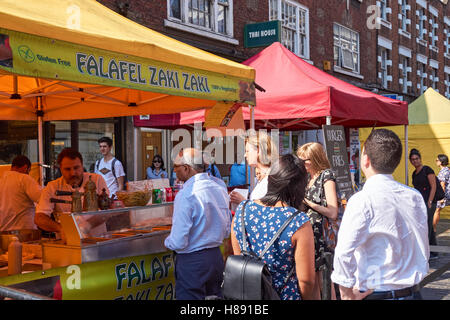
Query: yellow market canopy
xmin=0 ymin=0 xmax=256 ymax=121
xmin=360 ymin=88 xmax=450 ymax=186
xmin=408 ymin=87 xmax=450 ymax=124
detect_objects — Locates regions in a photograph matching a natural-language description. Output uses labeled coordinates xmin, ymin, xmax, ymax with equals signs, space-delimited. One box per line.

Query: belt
xmin=364 ymin=285 xmax=420 ymax=300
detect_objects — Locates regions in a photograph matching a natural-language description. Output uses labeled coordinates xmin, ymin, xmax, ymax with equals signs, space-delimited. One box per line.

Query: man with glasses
xmin=165 ymin=148 xmax=231 ymax=300
xmin=0 ymin=155 xmax=42 ymax=231
xmin=95 ymin=136 xmax=125 ymax=197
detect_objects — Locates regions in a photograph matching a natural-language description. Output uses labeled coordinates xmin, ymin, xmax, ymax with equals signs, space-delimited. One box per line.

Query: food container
xmin=115 ymin=190 xmax=152 ymax=207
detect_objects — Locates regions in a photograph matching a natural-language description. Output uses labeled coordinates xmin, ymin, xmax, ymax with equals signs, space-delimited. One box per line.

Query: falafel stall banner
xmin=0 ymin=28 xmax=254 ymax=103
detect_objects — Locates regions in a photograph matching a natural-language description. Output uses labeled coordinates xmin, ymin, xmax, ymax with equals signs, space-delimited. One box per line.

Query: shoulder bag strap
xmin=259 ymin=210 xmax=299 ymax=259
xmin=111 ymin=158 xmax=118 ymax=181
xmin=240 ymin=200 xmax=251 ymax=252
xmin=241 ymin=201 xmax=300 ymax=259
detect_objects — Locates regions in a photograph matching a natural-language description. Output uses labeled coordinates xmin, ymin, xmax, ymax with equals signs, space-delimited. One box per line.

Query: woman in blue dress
xmin=231 ymin=154 xmax=315 ymax=300
xmin=146 ymin=155 xmax=168 ymax=180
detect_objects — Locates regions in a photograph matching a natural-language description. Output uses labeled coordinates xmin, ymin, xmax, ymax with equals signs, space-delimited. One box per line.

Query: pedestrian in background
xmin=231 ymin=154 xmax=315 ymax=300
xmin=0 ymin=155 xmax=42 ymax=231
xmin=332 ymin=129 xmax=429 ymax=300
xmin=434 ymin=154 xmax=450 ymax=233
xmin=95 ymin=136 xmax=125 ymax=197
xmin=409 ymin=148 xmax=439 ymax=260
xmin=164 ymin=148 xmax=231 ymax=300
xmin=230 ymin=130 xmax=278 ymax=204
xmin=146 ymin=154 xmax=168 ymax=180
xmin=297 ymin=142 xmax=339 ymax=300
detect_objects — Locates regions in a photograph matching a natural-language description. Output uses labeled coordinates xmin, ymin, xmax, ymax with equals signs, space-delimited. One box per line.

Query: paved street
xmin=421 ymin=219 xmax=450 ymax=300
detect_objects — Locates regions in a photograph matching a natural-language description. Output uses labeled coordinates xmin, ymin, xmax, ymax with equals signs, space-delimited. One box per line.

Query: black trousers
xmin=427 ymin=202 xmax=437 ymax=247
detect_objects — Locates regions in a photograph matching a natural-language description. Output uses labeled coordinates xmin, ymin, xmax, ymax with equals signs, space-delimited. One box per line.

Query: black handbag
xmin=434 ymin=176 xmax=445 ymax=202
xmin=222 ymin=200 xmax=298 ymax=300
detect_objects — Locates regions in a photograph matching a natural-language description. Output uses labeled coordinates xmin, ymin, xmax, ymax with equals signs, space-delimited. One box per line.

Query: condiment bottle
xmin=8 ymin=236 xmax=22 ymax=275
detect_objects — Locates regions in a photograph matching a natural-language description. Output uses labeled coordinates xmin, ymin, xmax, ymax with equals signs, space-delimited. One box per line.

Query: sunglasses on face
xmin=153 ymin=160 xmax=161 ymax=163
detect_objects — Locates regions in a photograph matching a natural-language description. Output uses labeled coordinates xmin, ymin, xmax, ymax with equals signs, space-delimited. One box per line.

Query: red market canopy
xmin=134 ymin=42 xmax=408 ymax=130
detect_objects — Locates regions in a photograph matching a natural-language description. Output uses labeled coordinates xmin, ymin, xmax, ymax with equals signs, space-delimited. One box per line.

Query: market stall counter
xmin=0 ymin=202 xmax=175 ymax=300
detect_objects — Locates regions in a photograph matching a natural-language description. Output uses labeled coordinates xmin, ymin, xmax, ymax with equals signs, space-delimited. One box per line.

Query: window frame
xmin=269 ymin=0 xmax=310 ymax=59
xmin=418 ymin=8 xmax=426 ymax=41
xmin=165 ymin=0 xmax=236 ymax=43
xmin=400 ymin=56 xmax=409 ymax=94
xmin=379 ymin=0 xmax=388 ymax=21
xmin=446 ymin=72 xmax=450 ymax=98
xmin=333 ymin=23 xmax=360 ymax=75
xmin=380 ymin=47 xmax=388 ymax=88
xmin=417 ymin=62 xmax=426 ymax=95
xmin=431 ymin=67 xmax=438 ymax=90
xmin=400 ymin=0 xmax=408 ymax=32
xmin=446 ymin=28 xmax=450 ymax=55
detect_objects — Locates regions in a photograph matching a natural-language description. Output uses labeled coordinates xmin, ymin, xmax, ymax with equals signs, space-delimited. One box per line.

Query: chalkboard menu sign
xmin=322 ymin=125 xmax=353 ymax=198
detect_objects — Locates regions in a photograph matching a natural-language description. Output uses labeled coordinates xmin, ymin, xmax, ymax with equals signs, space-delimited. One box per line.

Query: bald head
xmin=175 ymin=148 xmax=205 ymax=173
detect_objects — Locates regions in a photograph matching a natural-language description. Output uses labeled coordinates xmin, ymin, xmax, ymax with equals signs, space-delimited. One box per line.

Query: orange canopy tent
xmin=0 ymin=0 xmax=255 ymax=182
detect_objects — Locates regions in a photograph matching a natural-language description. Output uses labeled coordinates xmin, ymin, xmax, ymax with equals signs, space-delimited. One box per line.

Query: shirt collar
xmin=363 ymin=173 xmax=394 ymax=190
xmin=183 ymin=172 xmax=210 ymax=188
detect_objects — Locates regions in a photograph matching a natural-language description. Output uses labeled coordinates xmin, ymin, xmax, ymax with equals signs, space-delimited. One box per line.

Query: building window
xmin=188 ymin=0 xmax=211 ymax=29
xmin=217 ymin=0 xmax=229 ymax=34
xmin=431 ymin=68 xmax=438 ymax=90
xmin=400 ymin=0 xmax=408 ymax=32
xmin=400 ymin=56 xmax=409 ymax=94
xmin=380 ymin=47 xmax=389 ymax=88
xmin=167 ymin=0 xmax=233 ymax=37
xmin=445 ymin=73 xmax=450 ymax=98
xmin=269 ymin=0 xmax=309 ymax=59
xmin=446 ymin=27 xmax=450 ymax=55
xmin=379 ymin=0 xmax=388 ymax=20
xmin=430 ymin=15 xmax=438 ymax=49
xmin=333 ymin=23 xmax=360 ymax=74
xmin=169 ymin=0 xmax=181 ymax=19
xmin=418 ymin=8 xmax=426 ymax=41
xmin=417 ymin=62 xmax=426 ymax=95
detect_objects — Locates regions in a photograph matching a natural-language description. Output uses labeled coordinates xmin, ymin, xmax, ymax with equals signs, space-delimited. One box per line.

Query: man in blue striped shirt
xmin=164 ymin=148 xmax=231 ymax=300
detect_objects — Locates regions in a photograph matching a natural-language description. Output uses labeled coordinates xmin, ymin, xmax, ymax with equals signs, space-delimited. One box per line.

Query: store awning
xmin=135 ymin=42 xmax=408 ymax=130
xmin=0 ymin=0 xmax=255 ymax=121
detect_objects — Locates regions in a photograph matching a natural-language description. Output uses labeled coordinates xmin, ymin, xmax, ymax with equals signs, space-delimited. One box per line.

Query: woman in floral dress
xmin=231 ymin=154 xmax=315 ymax=300
xmin=297 ymin=142 xmax=339 ymax=300
xmin=434 ymin=154 xmax=450 ymax=232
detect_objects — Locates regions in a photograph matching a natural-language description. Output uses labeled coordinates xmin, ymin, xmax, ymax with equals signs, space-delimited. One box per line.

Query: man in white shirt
xmin=165 ymin=148 xmax=231 ymax=300
xmin=94 ymin=137 xmax=125 ymax=197
xmin=331 ymin=129 xmax=429 ymax=300
xmin=35 ymin=148 xmax=108 ymax=239
xmin=0 ymin=155 xmax=42 ymax=231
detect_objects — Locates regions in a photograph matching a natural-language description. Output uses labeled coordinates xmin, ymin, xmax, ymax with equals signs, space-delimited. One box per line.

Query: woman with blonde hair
xmin=230 ymin=130 xmax=278 ymax=204
xmin=297 ymin=142 xmax=338 ymax=300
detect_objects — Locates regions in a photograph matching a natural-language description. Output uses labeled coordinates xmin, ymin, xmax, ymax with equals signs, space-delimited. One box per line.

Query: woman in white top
xmin=230 ymin=130 xmax=278 ymax=204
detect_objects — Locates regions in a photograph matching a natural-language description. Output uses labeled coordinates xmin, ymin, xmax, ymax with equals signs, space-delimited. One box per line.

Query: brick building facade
xmin=98 ymin=0 xmax=449 ymax=104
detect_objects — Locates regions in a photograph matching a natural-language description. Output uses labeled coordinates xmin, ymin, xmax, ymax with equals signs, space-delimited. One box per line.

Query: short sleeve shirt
xmin=36 ymin=173 xmax=108 ymax=218
xmin=95 ymin=158 xmax=125 ymax=196
xmin=233 ymin=201 xmax=309 ymax=300
xmin=412 ymin=165 xmax=434 ymax=203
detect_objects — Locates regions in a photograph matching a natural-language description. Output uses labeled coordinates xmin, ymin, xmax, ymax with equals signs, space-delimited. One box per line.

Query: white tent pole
xmin=326 ymin=116 xmax=332 ymax=125
xmin=37 ymin=97 xmax=44 ymax=187
xmin=249 ymin=105 xmax=255 ymax=193
xmin=404 ymin=124 xmax=408 ymax=185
